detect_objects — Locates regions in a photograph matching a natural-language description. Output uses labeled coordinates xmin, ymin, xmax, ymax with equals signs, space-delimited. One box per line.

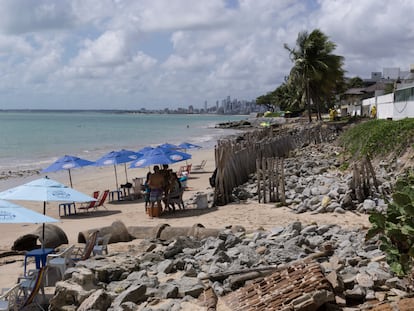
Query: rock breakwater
xmin=49 ymin=221 xmax=412 ymax=310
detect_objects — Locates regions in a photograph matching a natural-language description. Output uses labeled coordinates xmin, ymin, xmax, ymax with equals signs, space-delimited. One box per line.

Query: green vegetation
xmin=284 ymin=29 xmax=345 ymax=122
xmin=366 ymin=170 xmax=414 ymax=276
xmin=339 ymin=118 xmax=414 ymax=158
xmin=256 ymin=29 xmax=345 ymax=121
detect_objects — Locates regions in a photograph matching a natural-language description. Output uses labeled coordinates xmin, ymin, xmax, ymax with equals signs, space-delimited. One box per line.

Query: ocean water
xmin=0 ymin=111 xmax=246 ymax=172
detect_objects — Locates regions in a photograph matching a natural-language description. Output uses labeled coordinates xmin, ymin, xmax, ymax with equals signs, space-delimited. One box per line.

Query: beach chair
xmin=164 ymin=188 xmax=185 ymax=211
xmin=46 ymin=245 xmax=75 ymax=284
xmin=72 ymin=230 xmax=98 ymax=262
xmin=78 ymin=190 xmax=99 ymax=212
xmin=191 ymin=160 xmax=206 ymax=172
xmin=93 ymin=233 xmax=111 ymax=256
xmin=132 ymin=178 xmax=143 ymax=199
xmin=1 ymin=266 xmax=48 ymax=311
xmin=94 ymin=190 xmax=109 ymax=210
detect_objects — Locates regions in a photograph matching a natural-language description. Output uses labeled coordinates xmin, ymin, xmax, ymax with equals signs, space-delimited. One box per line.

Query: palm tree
xmin=284 ymin=29 xmax=344 ymax=122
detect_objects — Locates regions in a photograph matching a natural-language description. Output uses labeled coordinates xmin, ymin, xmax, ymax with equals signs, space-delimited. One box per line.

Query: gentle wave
xmin=0 ymin=111 xmax=246 ymax=172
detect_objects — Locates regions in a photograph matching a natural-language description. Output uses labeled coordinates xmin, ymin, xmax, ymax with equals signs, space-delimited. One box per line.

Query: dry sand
xmin=0 ymin=148 xmax=370 ymax=290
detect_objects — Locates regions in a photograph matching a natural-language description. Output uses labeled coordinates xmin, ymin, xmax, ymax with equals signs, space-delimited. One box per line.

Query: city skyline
xmin=0 ymin=1 xmax=414 ymax=110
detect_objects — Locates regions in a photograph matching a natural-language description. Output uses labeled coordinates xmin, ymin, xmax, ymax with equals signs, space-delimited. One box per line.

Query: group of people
xmin=143 ymin=164 xmax=184 ymax=217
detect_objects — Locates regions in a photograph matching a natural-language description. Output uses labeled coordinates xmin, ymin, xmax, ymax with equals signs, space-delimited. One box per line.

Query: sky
xmin=0 ymin=0 xmax=413 ymax=110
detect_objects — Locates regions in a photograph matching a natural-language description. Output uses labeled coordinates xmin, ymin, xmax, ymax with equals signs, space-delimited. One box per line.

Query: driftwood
xmin=201 ymin=246 xmax=333 ymax=282
xmin=199 ymin=288 xmax=218 ymax=311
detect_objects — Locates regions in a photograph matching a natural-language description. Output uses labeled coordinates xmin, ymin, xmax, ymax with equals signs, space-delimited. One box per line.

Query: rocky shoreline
xmin=45 ymin=129 xmax=414 ymax=310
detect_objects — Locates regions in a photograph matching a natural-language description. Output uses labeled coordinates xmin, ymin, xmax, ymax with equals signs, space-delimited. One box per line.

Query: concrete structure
xmin=362 ymin=83 xmax=414 ymax=120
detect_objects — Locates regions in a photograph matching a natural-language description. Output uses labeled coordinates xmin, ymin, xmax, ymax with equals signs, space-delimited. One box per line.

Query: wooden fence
xmin=350 ymin=155 xmax=379 ymax=202
xmin=213 ymin=123 xmax=338 ymax=205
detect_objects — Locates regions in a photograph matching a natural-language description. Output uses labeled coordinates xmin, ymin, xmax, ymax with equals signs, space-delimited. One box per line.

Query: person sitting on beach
xmin=160 ymin=164 xmax=173 ymax=207
xmin=163 ymin=172 xmax=182 ymax=211
xmin=148 ymin=165 xmax=165 ymax=216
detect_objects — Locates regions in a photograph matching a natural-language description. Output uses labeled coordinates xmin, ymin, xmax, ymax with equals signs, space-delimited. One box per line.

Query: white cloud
xmin=72 ymin=30 xmax=131 ymax=67
xmin=0 ymin=0 xmax=77 ymax=34
xmin=0 ymin=0 xmax=414 ymax=109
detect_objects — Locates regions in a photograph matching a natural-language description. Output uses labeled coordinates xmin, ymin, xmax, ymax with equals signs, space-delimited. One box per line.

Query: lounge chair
xmin=78 ymin=191 xmax=99 ymax=212
xmin=177 ymin=164 xmax=192 ymax=177
xmin=93 ymin=234 xmax=111 ymax=256
xmin=94 ymin=190 xmax=109 ymax=210
xmin=46 ymin=245 xmax=75 ymax=284
xmin=72 ymin=230 xmax=98 ymax=262
xmin=1 ymin=266 xmax=48 ymax=311
xmin=191 ymin=160 xmax=207 ymax=172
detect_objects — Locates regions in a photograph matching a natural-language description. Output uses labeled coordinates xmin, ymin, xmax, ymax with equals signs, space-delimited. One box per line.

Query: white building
xmin=362 ymin=83 xmax=414 ymax=120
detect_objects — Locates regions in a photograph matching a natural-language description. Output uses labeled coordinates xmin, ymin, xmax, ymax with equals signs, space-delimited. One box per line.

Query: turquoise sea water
xmin=0 ymin=111 xmax=246 ymax=172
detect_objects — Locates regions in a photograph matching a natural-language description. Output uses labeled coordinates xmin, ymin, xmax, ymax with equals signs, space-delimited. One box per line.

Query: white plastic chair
xmin=46 ymin=245 xmax=75 ymax=283
xmin=93 ymin=234 xmax=111 ymax=256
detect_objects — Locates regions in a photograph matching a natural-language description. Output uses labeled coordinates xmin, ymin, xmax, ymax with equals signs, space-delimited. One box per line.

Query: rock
xmin=174 ymin=277 xmax=205 ymax=298
xmin=111 ymin=284 xmax=147 ymax=307
xmin=77 ymin=289 xmax=112 ymax=311
xmin=157 ymin=259 xmax=175 ymax=274
xmin=157 ymin=283 xmax=179 ymax=299
xmin=356 ymin=272 xmax=374 ymax=288
xmin=362 ymin=199 xmax=376 ymax=212
xmin=341 ymin=193 xmax=355 ymax=210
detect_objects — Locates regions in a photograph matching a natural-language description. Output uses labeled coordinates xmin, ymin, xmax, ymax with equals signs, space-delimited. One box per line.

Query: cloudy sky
xmin=0 ymin=0 xmax=413 ymax=110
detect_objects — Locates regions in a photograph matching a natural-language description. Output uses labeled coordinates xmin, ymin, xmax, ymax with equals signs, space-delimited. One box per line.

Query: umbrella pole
xmin=114 ymin=165 xmax=119 ymax=190
xmin=42 ymin=201 xmax=46 ymax=250
xmin=124 ymin=163 xmax=128 ymax=182
xmin=68 ymin=169 xmax=73 ymax=187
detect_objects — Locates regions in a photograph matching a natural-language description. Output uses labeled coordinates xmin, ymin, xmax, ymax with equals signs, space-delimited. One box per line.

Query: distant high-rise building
xmin=383 ymin=68 xmax=401 ymax=80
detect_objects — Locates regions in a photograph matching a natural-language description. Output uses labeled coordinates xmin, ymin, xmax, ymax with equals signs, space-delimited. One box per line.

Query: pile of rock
xmin=233 ymin=143 xmax=396 ymax=215
xmin=48 ymin=222 xmax=412 ymax=310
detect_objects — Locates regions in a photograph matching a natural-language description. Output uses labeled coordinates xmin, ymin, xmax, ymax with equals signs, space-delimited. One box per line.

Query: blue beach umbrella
xmin=137 ymin=146 xmax=154 ymax=154
xmin=158 ymin=143 xmax=180 ymax=150
xmin=0 ymin=177 xmax=95 ymax=248
xmin=93 ymin=149 xmax=143 ymax=189
xmin=42 ymin=155 xmax=94 ymax=187
xmin=0 ymin=199 xmax=59 ymax=224
xmin=129 ymin=147 xmax=191 ymax=168
xmin=178 ymin=142 xmax=202 ymax=151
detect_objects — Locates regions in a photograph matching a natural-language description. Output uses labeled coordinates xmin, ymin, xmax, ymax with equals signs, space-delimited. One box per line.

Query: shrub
xmin=366 ymin=170 xmax=414 ymax=276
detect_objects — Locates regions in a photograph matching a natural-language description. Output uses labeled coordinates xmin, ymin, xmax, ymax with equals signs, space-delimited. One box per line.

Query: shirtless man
xmin=148 ymin=165 xmax=165 ymax=217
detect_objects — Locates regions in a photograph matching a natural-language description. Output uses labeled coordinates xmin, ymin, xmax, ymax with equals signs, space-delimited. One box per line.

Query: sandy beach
xmin=0 ymin=147 xmax=370 ymax=290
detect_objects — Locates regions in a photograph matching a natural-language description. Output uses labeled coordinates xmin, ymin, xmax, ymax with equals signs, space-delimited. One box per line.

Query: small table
xmin=24 ymin=248 xmax=54 ymax=276
xmin=109 ymin=190 xmax=123 ymax=202
xmin=59 ymin=202 xmax=76 ymax=216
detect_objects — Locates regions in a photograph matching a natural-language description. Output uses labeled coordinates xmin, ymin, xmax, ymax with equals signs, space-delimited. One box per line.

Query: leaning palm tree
xmin=284 ymin=29 xmax=344 ymax=122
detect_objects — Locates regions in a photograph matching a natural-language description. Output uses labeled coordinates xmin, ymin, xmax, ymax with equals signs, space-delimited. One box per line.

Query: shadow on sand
xmin=59 ymin=209 xmax=122 ymax=219
xmin=157 ymin=206 xmax=218 ymax=219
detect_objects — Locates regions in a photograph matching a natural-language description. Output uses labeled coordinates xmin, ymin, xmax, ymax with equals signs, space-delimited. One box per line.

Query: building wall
xmin=362 ymin=93 xmax=397 ymax=120
xmin=393 ymin=100 xmax=414 ymax=120
xmin=377 ymin=93 xmax=394 ymax=119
